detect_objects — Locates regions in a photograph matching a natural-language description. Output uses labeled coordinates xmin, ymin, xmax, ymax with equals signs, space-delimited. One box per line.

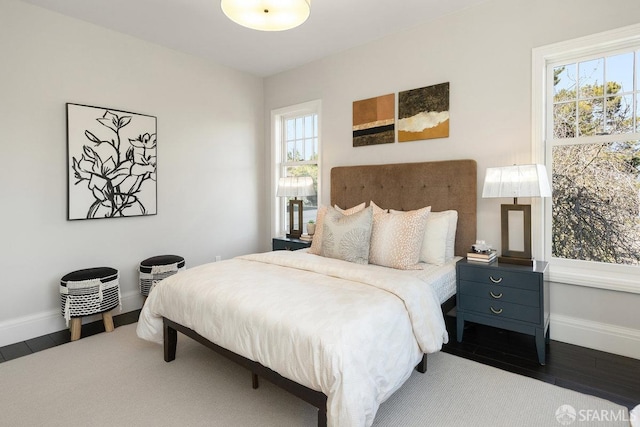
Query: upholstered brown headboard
xmin=330 ymin=159 xmax=477 ymax=257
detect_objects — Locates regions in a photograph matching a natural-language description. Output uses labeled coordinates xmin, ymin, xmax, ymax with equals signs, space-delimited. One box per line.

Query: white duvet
xmin=137 ymin=250 xmax=449 ymax=427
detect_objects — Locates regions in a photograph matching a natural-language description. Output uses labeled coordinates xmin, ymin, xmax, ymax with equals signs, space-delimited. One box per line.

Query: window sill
xmin=547 ymin=258 xmax=640 ymax=294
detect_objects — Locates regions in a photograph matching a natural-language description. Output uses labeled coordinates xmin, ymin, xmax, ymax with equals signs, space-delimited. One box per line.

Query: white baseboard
xmin=551 ymin=313 xmax=640 ymax=360
xmin=4 ymin=299 xmax=638 ymax=361
xmin=0 ymin=291 xmax=143 ymax=347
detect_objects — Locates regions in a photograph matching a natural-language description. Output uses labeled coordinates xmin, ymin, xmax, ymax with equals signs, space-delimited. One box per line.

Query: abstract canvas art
xmin=398 ymin=82 xmax=449 ymax=142
xmin=66 ymin=103 xmax=157 ymax=220
xmin=352 ymin=93 xmax=395 ymax=147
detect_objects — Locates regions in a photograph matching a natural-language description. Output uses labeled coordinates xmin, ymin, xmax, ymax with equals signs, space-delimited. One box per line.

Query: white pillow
xmin=319 ymin=206 xmax=373 ymax=264
xmin=389 ymin=208 xmax=458 ymax=265
xmin=369 ymin=206 xmax=431 ymax=270
xmin=419 ymin=213 xmax=450 ymax=265
xmin=431 ymin=210 xmax=458 ymax=262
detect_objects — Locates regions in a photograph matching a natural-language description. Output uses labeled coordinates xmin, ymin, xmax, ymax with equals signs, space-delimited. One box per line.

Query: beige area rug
xmin=0 ymin=323 xmax=630 ymax=426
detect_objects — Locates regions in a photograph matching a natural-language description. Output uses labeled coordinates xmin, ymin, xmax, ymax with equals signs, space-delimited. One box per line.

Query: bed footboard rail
xmin=163 ymin=317 xmax=328 ymax=427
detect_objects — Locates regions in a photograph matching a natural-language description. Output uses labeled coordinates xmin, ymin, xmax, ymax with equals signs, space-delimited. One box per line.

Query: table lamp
xmin=276 ymin=176 xmax=315 ymax=239
xmin=482 ymin=164 xmax=551 ymax=265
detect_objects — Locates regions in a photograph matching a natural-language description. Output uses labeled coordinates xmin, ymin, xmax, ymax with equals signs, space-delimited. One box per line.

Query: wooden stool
xmin=60 ymin=267 xmax=120 ymax=341
xmin=139 ymin=255 xmax=185 ymax=297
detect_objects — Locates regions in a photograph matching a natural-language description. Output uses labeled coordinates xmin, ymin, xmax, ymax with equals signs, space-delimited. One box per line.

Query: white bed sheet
xmin=412 ymin=256 xmax=461 ymax=304
xmin=137 ymin=250 xmax=449 ymax=427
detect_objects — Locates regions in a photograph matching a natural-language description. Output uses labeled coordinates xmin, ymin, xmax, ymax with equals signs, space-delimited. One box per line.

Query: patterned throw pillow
xmin=309 ymin=202 xmax=367 ymax=255
xmin=369 ymin=201 xmax=387 ymax=215
xmin=308 ymin=205 xmax=328 ymax=255
xmin=334 ymin=202 xmax=366 ymax=215
xmin=370 ymin=206 xmax=431 ymax=269
xmin=389 ymin=208 xmax=458 ymax=265
xmin=319 ymin=205 xmax=373 ymax=264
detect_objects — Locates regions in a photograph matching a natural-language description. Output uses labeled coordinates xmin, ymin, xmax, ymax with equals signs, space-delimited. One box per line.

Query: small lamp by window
xmin=277 ymin=176 xmax=315 ymax=239
xmin=482 ymin=164 xmax=551 ymax=266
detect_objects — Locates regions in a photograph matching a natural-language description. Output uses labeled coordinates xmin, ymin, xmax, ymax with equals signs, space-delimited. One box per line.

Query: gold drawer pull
xmin=490 ymin=307 xmax=503 ymax=315
xmin=490 ymin=291 xmax=503 ymax=299
xmin=489 ymin=276 xmax=503 ymax=284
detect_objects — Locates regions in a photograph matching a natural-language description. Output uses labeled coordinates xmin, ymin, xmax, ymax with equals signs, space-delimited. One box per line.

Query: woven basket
xmin=59 ymin=267 xmax=120 ymax=325
xmin=139 ymin=255 xmax=185 ymax=296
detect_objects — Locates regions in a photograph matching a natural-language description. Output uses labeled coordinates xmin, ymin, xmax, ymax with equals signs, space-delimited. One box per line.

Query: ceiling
xmin=20 ymin=0 xmax=488 ymax=77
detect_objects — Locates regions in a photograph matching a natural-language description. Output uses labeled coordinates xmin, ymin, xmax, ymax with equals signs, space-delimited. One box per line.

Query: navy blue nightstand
xmin=272 ymin=237 xmax=312 ymax=251
xmin=456 ymin=258 xmax=549 ymax=364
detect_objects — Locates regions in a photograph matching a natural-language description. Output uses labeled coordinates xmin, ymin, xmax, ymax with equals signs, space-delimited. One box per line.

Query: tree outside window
xmin=550 ymin=51 xmax=640 ymax=265
xmin=281 ymin=112 xmax=319 ymax=230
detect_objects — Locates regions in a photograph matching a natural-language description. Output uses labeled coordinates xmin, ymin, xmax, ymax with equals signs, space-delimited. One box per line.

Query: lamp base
xmin=287 ymin=198 xmax=304 ymax=239
xmin=498 ymin=255 xmax=534 ymax=266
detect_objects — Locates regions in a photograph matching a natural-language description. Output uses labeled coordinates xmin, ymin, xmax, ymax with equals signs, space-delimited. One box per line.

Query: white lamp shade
xmin=482 ymin=164 xmax=551 ymax=199
xmin=276 ymin=176 xmax=315 ymax=197
xmin=221 ymin=0 xmax=310 ymax=31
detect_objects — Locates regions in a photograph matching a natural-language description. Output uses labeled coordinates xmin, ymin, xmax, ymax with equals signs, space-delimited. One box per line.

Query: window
xmin=271 ymin=101 xmax=320 ymax=237
xmin=532 ymin=25 xmax=640 ymax=293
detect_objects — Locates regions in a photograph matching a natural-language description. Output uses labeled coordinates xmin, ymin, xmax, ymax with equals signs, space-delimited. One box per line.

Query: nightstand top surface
xmin=458 ymin=258 xmax=548 ymax=274
xmin=273 ymin=236 xmax=312 ymax=244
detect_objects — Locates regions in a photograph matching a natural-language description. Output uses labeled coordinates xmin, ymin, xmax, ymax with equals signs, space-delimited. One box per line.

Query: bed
xmin=137 ymin=159 xmax=477 ymax=427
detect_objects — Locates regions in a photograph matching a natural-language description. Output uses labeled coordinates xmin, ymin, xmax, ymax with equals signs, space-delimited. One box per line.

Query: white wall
xmin=3 ymin=0 xmax=639 ymax=359
xmin=0 ymin=0 xmax=264 ymax=346
xmin=264 ymin=0 xmax=640 ymax=358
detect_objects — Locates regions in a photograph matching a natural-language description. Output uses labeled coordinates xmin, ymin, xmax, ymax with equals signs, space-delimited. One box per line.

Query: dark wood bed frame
xmin=163 ymin=297 xmax=456 ymax=427
xmin=163 ymin=160 xmax=477 ymax=427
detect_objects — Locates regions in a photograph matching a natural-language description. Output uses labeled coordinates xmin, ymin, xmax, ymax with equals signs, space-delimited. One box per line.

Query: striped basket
xmin=139 ymin=255 xmax=185 ymax=296
xmin=59 ymin=267 xmax=121 ymax=326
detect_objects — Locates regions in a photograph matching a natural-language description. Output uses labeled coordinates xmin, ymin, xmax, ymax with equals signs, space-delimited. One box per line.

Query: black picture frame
xmin=66 ymin=103 xmax=157 ymax=220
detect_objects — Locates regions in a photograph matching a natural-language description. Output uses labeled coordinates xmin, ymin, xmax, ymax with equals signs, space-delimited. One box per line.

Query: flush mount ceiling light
xmin=221 ymin=0 xmax=311 ymax=32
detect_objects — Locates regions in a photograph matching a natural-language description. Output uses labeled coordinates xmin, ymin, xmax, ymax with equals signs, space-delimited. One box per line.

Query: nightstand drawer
xmin=458 ymin=265 xmax=539 ymax=291
xmin=456 ymin=259 xmax=549 ymax=364
xmin=459 ymin=280 xmax=539 ymax=308
xmin=459 ymin=295 xmax=540 ymax=323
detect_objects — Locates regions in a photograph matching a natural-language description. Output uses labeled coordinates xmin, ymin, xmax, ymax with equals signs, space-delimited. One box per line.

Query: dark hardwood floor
xmin=1 ymin=309 xmax=638 ymax=411
xmin=442 ymin=311 xmax=640 ymax=410
xmin=0 ymin=310 xmax=140 ymax=363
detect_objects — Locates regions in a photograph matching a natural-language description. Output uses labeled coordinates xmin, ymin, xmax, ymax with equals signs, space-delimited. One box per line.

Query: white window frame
xmin=532 ymin=24 xmax=640 ymax=294
xmin=270 ymin=100 xmax=321 ymax=238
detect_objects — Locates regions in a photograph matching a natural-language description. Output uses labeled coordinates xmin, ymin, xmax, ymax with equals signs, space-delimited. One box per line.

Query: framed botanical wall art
xmin=66 ymin=103 xmax=157 ymax=220
xmin=352 ymin=93 xmax=395 ymax=147
xmin=398 ymin=82 xmax=449 ymax=142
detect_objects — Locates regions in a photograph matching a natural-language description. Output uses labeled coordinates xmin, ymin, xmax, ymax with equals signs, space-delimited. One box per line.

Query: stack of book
xmin=466 ymin=249 xmax=497 ymax=263
xmin=299 ymin=234 xmax=313 ymax=242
